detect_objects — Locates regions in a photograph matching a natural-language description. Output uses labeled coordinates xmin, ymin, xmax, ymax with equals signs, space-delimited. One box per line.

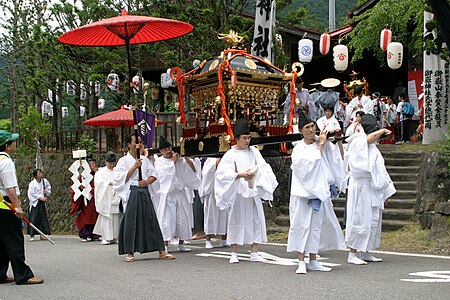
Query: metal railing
xmin=37 ymin=113 xmax=185 ymax=153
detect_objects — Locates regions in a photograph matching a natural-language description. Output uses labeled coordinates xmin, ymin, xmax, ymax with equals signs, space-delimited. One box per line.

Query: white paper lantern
xmin=319 ymin=33 xmax=331 ymax=55
xmin=106 ymin=70 xmax=119 ymax=92
xmin=80 ymin=83 xmax=87 ymax=101
xmin=80 ymin=106 xmax=85 ymax=117
xmin=98 ymin=98 xmax=105 ymax=109
xmin=94 ymin=81 xmax=101 ymax=96
xmin=387 ymin=42 xmax=403 ymax=70
xmin=66 ymin=80 xmax=76 ymax=96
xmin=47 ymin=89 xmax=53 ymax=101
xmin=132 ymin=73 xmax=144 ymax=94
xmin=41 ymin=101 xmax=52 ymax=117
xmin=333 ymin=44 xmax=349 ymax=72
xmin=62 ymin=106 xmax=68 ymax=117
xmin=275 ymin=33 xmax=283 ymax=45
xmin=298 ymin=39 xmax=313 ymax=63
xmin=380 ymin=28 xmax=392 ymax=52
xmin=161 ymin=70 xmax=174 ymax=88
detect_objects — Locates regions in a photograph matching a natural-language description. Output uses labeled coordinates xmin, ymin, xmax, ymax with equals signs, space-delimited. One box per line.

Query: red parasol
xmin=59 ymin=10 xmax=193 ymax=180
xmin=58 ymin=10 xmax=194 ymax=95
xmin=58 ymin=10 xmax=194 ymax=47
xmin=82 ymin=106 xmax=133 ymax=127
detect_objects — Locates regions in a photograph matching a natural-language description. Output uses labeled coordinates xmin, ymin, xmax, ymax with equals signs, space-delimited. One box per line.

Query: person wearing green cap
xmin=0 ymin=130 xmax=44 ymax=284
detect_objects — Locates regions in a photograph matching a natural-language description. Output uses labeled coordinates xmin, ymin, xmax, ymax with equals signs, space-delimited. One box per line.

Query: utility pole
xmin=329 ymin=0 xmax=336 ymax=31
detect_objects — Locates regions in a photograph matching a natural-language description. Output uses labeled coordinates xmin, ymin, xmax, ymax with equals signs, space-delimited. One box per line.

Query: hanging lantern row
xmin=379 ymin=27 xmax=403 ymax=70
xmin=302 ymin=27 xmax=403 ymax=72
xmin=41 ymin=101 xmax=87 ymax=118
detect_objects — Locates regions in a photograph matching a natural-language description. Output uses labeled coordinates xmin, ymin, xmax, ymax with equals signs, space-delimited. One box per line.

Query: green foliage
xmin=0 ymin=119 xmax=11 ymax=130
xmin=345 ymin=0 xmax=424 ymax=66
xmin=434 ymin=128 xmax=450 ymax=173
xmin=76 ymin=134 xmax=97 ymax=155
xmin=16 ymin=105 xmax=51 ymax=157
xmin=277 ymin=0 xmax=358 ymax=31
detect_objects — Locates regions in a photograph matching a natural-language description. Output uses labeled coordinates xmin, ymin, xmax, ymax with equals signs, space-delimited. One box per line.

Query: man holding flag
xmin=0 ymin=130 xmax=44 ymax=285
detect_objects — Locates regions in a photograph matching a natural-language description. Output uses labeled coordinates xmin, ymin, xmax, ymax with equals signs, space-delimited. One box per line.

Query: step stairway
xmin=271 ymin=146 xmax=421 ymax=232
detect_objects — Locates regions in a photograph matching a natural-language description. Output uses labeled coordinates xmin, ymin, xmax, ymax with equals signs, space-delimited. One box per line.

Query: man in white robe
xmin=27 ymin=169 xmax=51 ymax=241
xmin=283 ymin=77 xmax=316 ymax=123
xmin=114 ymin=135 xmax=174 ymax=262
xmin=93 ymin=152 xmax=120 ymax=245
xmin=200 ymin=158 xmax=227 ymax=249
xmin=345 ymin=114 xmax=396 ymax=265
xmin=346 ymin=85 xmax=372 ymax=126
xmin=316 ymin=106 xmax=341 ymax=132
xmin=155 ymin=136 xmax=200 ymax=252
xmin=287 ymin=111 xmax=346 ymax=274
xmin=215 ymin=119 xmax=278 ymax=264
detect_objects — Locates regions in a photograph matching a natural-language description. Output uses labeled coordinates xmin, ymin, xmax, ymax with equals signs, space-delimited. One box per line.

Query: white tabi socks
xmin=249 ymin=252 xmax=267 ymax=263
xmin=361 ymin=252 xmax=383 ymax=262
xmin=307 ymin=260 xmax=332 ymax=272
xmin=296 ymin=261 xmax=307 ymax=274
xmin=205 ymin=240 xmax=213 ymax=249
xmin=348 ymin=252 xmax=368 ymax=265
xmin=229 ymin=252 xmax=239 ymax=264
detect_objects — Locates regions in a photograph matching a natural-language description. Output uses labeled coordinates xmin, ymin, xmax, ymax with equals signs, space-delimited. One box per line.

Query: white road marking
xmin=401 ymin=271 xmax=450 ymax=283
xmin=195 ymin=251 xmax=340 ymax=267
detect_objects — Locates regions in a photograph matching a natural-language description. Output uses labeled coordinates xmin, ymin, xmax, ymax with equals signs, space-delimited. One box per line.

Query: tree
xmin=17 ymin=105 xmax=51 ymax=158
xmin=345 ymin=0 xmax=424 ymax=67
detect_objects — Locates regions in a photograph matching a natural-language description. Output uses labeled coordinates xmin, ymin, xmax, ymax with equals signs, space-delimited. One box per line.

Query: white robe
xmin=199 ymin=158 xmax=227 ymax=235
xmin=93 ymin=167 xmax=120 ymax=241
xmin=215 ymin=146 xmax=278 ymax=245
xmin=316 ymin=115 xmax=341 ymax=132
xmin=28 ymin=178 xmax=51 ymax=208
xmin=113 ymin=153 xmax=158 ymax=212
xmin=155 ymin=156 xmax=200 ymax=242
xmin=346 ymin=95 xmax=372 ymax=123
xmin=345 ymin=133 xmax=396 ymax=252
xmin=287 ymin=140 xmax=346 ymax=254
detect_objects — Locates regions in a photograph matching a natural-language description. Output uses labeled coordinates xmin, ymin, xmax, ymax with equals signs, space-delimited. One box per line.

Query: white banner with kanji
xmin=251 ymin=0 xmax=276 ymax=62
xmin=423 ymin=11 xmax=449 ymax=144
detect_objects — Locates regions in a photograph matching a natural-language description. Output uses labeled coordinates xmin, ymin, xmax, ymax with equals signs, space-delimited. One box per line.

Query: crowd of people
xmin=62 ymin=109 xmax=394 ymax=274
xmin=285 ymin=78 xmax=422 ymax=145
xmin=1 ymin=82 xmax=401 ymax=284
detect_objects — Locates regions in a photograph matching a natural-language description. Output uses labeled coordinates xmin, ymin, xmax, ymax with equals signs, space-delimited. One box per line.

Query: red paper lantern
xmin=380 ymin=27 xmax=392 ymax=52
xmin=320 ymin=33 xmax=331 ymax=55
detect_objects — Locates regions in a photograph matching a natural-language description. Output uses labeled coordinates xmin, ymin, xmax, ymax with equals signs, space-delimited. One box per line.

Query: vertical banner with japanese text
xmin=251 ymin=0 xmax=276 ymax=62
xmin=423 ymin=11 xmax=449 ymax=144
xmin=135 ymin=109 xmax=155 ymax=149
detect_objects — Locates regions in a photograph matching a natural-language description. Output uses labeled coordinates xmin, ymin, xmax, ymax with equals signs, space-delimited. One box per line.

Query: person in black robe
xmin=114 ymin=134 xmax=175 ymax=262
xmin=27 ymin=169 xmax=51 ymax=241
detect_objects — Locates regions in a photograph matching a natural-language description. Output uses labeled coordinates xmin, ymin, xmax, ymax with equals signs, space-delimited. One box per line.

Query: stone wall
xmin=16 ymin=151 xmax=449 ymax=238
xmin=416 ymin=152 xmax=450 ymax=238
xmin=15 ymin=153 xmax=104 ymax=234
xmin=13 ymin=153 xmax=292 ymax=234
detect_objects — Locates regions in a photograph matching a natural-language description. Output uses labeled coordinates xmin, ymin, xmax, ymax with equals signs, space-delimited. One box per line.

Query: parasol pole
xmin=125 ymin=29 xmax=143 ymax=181
xmin=1 ymin=199 xmax=55 ymax=245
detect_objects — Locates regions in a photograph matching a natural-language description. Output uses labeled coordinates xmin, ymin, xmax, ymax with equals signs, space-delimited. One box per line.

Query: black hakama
xmin=118 ymin=186 xmax=165 ymax=255
xmin=27 ymin=201 xmax=51 ymax=236
xmin=192 ymin=189 xmax=204 ymax=233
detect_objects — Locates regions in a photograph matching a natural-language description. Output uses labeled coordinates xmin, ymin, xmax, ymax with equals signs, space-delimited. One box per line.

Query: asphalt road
xmin=1 ymin=236 xmax=449 ymax=300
